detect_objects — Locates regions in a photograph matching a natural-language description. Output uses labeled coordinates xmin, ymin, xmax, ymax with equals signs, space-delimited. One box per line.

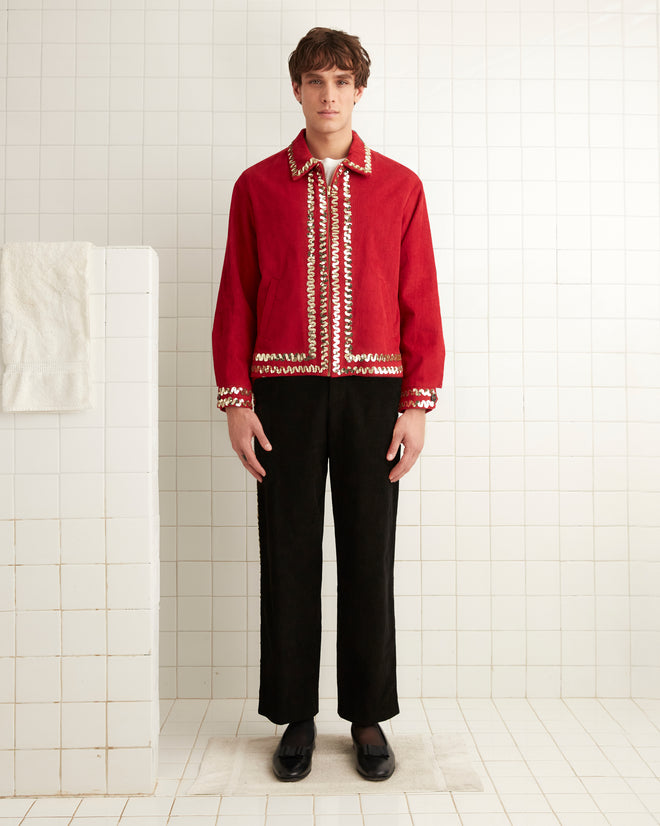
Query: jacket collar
xmin=287 ymin=129 xmax=372 ymax=180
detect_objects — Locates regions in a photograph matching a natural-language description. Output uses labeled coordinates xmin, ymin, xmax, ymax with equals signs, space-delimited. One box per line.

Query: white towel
xmin=0 ymin=241 xmax=93 ymax=411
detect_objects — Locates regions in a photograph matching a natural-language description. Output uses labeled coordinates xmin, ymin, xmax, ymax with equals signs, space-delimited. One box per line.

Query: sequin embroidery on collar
xmin=286 ymin=129 xmax=372 ymax=180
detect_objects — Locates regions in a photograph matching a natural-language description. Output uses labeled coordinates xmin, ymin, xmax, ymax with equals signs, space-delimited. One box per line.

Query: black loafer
xmin=352 ymin=723 xmax=395 ymax=781
xmin=272 ymin=724 xmax=316 ymax=781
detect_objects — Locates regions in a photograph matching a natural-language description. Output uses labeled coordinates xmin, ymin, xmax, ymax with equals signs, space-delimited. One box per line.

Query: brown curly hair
xmin=288 ymin=27 xmax=371 ymax=89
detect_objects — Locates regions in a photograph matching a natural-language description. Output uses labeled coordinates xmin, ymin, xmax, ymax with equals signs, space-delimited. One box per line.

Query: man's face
xmin=292 ymin=66 xmax=364 ymax=140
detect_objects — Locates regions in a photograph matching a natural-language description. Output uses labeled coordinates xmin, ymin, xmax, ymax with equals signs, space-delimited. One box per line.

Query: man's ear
xmin=292 ymin=81 xmax=302 ymax=104
xmin=354 ymin=85 xmax=365 ymax=105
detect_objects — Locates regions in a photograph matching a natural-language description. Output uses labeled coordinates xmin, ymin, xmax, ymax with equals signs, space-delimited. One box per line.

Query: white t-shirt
xmin=321 ymin=157 xmax=345 ymax=187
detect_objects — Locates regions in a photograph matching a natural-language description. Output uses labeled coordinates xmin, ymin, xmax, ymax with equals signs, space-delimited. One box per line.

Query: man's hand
xmin=386 ymin=408 xmax=426 ymax=483
xmin=226 ymin=406 xmax=272 ymax=482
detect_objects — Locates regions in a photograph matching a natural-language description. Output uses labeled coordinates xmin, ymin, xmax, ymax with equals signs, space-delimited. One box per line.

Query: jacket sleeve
xmin=212 ymin=173 xmax=260 ymax=411
xmin=397 ymin=177 xmax=446 ymax=413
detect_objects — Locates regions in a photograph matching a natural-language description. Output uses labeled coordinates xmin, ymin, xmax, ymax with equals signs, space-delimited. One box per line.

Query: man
xmin=212 ymin=27 xmax=445 ymax=782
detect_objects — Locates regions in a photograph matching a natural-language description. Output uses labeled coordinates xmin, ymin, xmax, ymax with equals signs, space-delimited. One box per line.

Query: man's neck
xmin=304 ymin=127 xmax=353 ymax=160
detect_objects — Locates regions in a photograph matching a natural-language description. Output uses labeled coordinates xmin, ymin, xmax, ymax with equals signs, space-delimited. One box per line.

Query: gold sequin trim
xmin=252 ymin=363 xmax=401 ymax=377
xmin=251 ymin=363 xmax=327 ymax=376
xmin=346 ymin=364 xmax=402 ymax=375
xmin=344 ymin=145 xmax=372 ymax=175
xmin=342 ymin=167 xmax=354 ymax=362
xmin=305 ymin=172 xmax=318 ymax=360
xmin=401 ymin=387 xmax=437 ymax=399
xmin=330 ymin=167 xmax=342 ymax=375
xmin=287 ymin=144 xmax=320 ymax=179
xmin=217 ymin=385 xmax=253 ymax=409
xmin=287 ymin=141 xmax=371 ymax=179
xmin=317 ymin=168 xmax=330 ymax=372
xmin=399 ymin=387 xmax=438 ymax=410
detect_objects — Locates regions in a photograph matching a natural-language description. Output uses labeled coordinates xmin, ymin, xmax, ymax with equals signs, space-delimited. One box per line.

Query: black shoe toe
xmin=352 ymin=724 xmax=395 ymax=781
xmin=272 ymin=727 xmax=316 ymax=781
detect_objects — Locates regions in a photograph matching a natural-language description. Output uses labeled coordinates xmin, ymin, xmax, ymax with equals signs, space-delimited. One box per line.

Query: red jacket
xmin=212 ymin=129 xmax=445 ymax=412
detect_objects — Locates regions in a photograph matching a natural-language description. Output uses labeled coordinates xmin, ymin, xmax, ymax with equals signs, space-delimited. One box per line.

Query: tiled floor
xmin=2 ymin=697 xmax=660 ymax=825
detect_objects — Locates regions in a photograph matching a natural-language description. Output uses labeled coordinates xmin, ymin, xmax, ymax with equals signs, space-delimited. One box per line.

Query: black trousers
xmin=253 ymin=376 xmax=402 ymax=725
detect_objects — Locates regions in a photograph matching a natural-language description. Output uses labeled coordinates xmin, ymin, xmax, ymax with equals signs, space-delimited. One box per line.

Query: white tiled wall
xmin=1 ymin=0 xmax=659 ymax=713
xmin=0 ymin=247 xmax=160 ymax=796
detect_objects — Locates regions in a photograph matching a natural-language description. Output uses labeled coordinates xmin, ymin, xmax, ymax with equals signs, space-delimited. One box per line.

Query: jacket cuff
xmin=217 ymin=385 xmax=254 ymax=411
xmin=399 ymin=387 xmax=438 ymax=412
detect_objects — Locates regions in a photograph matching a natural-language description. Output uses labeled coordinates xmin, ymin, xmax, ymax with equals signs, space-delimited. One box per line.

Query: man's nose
xmin=321 ymin=86 xmax=334 ymax=102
